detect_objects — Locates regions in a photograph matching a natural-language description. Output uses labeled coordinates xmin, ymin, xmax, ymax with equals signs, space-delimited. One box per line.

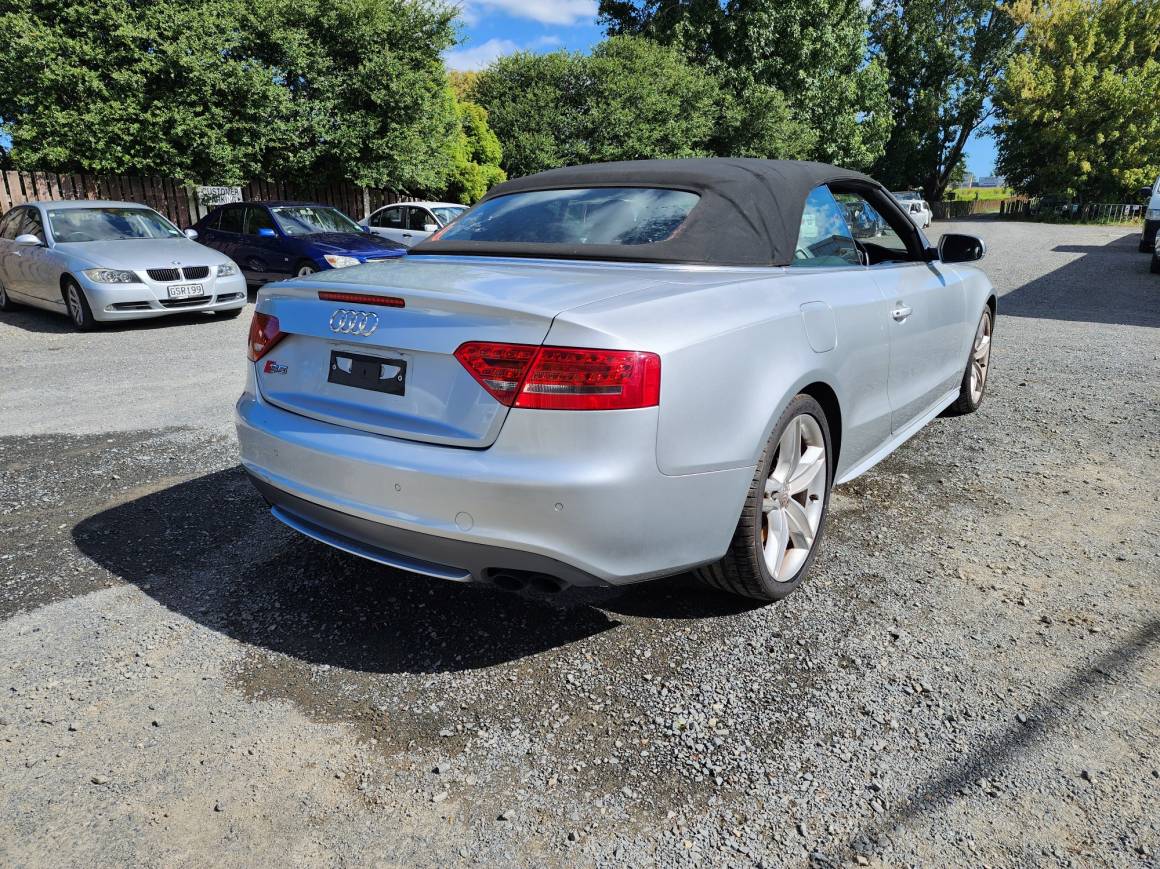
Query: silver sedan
xmin=0 ymin=200 xmax=247 ymax=329
xmin=237 ymin=159 xmax=996 ymax=602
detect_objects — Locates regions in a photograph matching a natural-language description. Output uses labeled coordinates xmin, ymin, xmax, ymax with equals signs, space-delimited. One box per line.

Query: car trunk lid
xmin=253 ymin=256 xmax=669 ymax=447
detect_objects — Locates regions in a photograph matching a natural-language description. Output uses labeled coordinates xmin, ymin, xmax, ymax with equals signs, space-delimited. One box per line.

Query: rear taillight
xmin=247 ymin=312 xmax=285 ymax=362
xmin=454 ymin=342 xmax=661 ymax=411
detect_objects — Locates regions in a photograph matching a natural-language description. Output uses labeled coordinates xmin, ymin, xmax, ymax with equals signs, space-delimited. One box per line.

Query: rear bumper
xmin=235 ymin=390 xmax=753 ymax=586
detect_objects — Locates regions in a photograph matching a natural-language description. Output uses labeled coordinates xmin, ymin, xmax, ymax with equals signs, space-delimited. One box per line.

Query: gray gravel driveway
xmin=1 ymin=220 xmax=1158 ymax=867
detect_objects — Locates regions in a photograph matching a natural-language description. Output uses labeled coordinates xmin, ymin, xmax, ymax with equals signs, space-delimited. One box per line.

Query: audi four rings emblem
xmin=329 ymin=309 xmax=379 ymax=336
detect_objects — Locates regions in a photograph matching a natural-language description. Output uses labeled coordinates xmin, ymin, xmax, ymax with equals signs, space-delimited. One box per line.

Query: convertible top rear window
xmin=434 ymin=188 xmax=699 ymax=247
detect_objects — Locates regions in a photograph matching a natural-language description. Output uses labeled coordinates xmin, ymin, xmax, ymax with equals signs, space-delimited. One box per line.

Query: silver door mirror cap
xmin=184 ymin=228 xmax=199 ymax=240
xmin=14 ymin=234 xmax=43 ymax=246
xmin=423 ymin=224 xmax=438 ymax=233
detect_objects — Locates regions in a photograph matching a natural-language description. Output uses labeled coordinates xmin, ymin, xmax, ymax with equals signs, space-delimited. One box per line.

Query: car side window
xmin=789 ymin=186 xmax=859 ymax=268
xmin=833 ymin=190 xmax=921 ymax=264
xmin=377 ymin=206 xmax=404 ymax=229
xmin=244 ymin=207 xmax=277 ymax=236
xmin=218 ymin=206 xmax=244 ymax=234
xmin=18 ymin=208 xmax=44 ymax=241
xmin=0 ymin=209 xmax=21 ymax=240
xmin=408 ymin=207 xmax=435 ymax=231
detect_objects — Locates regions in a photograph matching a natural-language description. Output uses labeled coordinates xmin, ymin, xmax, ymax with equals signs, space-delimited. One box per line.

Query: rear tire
xmin=946 ymin=306 xmax=993 ymax=415
xmin=63 ymin=279 xmax=97 ymax=331
xmin=1151 ymin=253 xmax=1160 ymax=274
xmin=695 ymin=394 xmax=833 ymax=602
xmin=1141 ymin=238 xmax=1152 ymax=253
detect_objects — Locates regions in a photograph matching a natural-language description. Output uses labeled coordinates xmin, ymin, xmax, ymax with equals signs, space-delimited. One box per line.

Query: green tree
xmin=869 ymin=0 xmax=1022 ymax=201
xmin=471 ymin=50 xmax=587 ymax=178
xmin=445 ymin=96 xmax=506 ymax=204
xmin=473 ymin=37 xmax=723 ymax=177
xmin=598 ymin=0 xmax=893 ymax=169
xmin=994 ymin=0 xmax=1160 ymax=201
xmin=581 ymin=36 xmax=722 ymax=163
xmin=0 ymin=0 xmax=288 ymax=183
xmin=243 ymin=0 xmax=459 ymax=193
xmin=0 ymin=0 xmax=459 ymax=192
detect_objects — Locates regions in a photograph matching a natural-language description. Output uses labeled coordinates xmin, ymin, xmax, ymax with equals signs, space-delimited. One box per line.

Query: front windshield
xmin=47 ymin=208 xmax=183 ymax=243
xmin=271 ymin=206 xmax=361 ymax=236
xmin=434 ymin=187 xmax=700 ymax=246
xmin=431 ymin=206 xmax=467 ymax=226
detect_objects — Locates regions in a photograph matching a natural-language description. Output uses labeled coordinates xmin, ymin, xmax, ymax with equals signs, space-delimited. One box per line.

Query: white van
xmin=1141 ymin=175 xmax=1160 ymax=253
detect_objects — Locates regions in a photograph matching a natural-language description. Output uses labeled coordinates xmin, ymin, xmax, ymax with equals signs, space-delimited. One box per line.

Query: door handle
xmin=891 ymin=304 xmax=913 ymax=322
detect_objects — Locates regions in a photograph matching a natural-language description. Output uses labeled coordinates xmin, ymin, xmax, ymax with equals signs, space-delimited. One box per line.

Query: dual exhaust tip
xmin=484 ymin=569 xmax=564 ymax=595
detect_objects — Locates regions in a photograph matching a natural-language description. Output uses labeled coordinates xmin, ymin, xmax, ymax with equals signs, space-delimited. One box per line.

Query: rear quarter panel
xmin=547 ymin=266 xmax=894 ymax=479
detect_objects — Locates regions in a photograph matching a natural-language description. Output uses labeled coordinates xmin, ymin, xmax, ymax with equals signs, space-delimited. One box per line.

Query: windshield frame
xmin=270 ymin=205 xmax=363 ymax=237
xmin=45 ymin=207 xmax=185 ymax=244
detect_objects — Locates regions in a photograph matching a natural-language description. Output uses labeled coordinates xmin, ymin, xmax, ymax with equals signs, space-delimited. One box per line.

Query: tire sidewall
xmin=749 ymin=394 xmax=833 ymax=597
xmin=295 ymin=262 xmax=317 ymax=277
xmin=64 ymin=280 xmax=95 ymax=330
xmin=962 ymin=307 xmax=993 ymax=411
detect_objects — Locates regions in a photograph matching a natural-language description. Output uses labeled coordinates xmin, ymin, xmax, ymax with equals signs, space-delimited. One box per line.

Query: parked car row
xmin=0 ymin=197 xmax=465 ymax=329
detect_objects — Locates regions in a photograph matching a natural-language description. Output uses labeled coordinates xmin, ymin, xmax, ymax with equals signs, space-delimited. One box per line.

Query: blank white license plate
xmin=167 ymin=283 xmax=204 ymax=299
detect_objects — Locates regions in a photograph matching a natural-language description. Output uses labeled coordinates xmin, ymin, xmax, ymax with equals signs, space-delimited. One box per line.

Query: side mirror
xmin=14 ymin=233 xmax=43 ymax=246
xmin=423 ymin=223 xmax=439 ymax=233
xmin=184 ymin=228 xmax=199 ymax=240
xmin=257 ymin=227 xmax=277 ymax=238
xmin=938 ymin=233 xmax=986 ymax=263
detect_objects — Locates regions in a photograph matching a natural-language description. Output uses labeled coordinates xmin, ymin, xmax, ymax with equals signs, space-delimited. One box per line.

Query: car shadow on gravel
xmin=999 ymin=233 xmax=1160 ymax=327
xmin=845 ymin=618 xmax=1160 ymax=858
xmin=71 ymin=466 xmax=750 ymax=674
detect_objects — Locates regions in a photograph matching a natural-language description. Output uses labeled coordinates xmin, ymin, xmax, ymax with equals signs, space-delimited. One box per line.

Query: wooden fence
xmin=0 ymin=170 xmax=415 ymax=228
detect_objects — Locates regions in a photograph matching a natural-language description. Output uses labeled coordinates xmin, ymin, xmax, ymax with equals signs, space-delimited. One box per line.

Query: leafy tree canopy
xmin=598 ymin=0 xmax=892 ymax=169
xmin=869 ymin=0 xmax=1022 ymax=200
xmin=0 ymin=0 xmax=461 ymax=192
xmin=473 ymin=35 xmax=816 ymax=179
xmin=994 ymin=0 xmax=1160 ymax=201
xmin=445 ymin=96 xmax=506 ymax=203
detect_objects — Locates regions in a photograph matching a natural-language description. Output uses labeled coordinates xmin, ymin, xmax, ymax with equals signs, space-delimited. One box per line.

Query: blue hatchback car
xmin=193 ymin=201 xmax=407 ymax=285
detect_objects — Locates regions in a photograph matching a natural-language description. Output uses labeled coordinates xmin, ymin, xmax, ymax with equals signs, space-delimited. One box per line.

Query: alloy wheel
xmin=67 ymin=285 xmax=85 ymax=326
xmin=969 ymin=310 xmax=992 ymax=404
xmin=296 ymin=265 xmax=316 ymax=277
xmin=761 ymin=413 xmax=827 ymax=582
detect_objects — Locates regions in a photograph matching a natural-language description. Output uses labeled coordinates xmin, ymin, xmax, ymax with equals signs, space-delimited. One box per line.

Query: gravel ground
xmin=1 ymin=220 xmax=1158 ymax=867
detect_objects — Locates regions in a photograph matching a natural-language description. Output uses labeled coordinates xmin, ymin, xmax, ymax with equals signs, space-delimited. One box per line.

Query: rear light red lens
xmin=454 ymin=342 xmax=661 ymax=410
xmin=317 ymin=291 xmax=404 ymax=308
xmin=247 ymin=312 xmax=285 ymax=362
xmin=454 ymin=342 xmax=539 ymax=405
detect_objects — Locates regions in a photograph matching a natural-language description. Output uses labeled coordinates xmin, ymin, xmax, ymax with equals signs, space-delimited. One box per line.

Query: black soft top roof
xmin=410 ymin=158 xmax=881 ymax=267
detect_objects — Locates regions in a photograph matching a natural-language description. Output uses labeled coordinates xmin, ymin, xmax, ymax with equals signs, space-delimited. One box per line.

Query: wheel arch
xmin=798 ymin=380 xmax=843 ymax=474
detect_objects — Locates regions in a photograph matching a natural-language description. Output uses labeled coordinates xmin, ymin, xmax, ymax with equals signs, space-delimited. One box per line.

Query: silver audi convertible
xmin=237 ymin=160 xmax=995 ymax=602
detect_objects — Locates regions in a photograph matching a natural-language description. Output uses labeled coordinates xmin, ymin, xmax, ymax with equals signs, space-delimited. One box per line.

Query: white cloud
xmin=460 ymin=0 xmax=597 ymax=26
xmin=444 ymin=38 xmax=521 ymax=71
xmin=443 ymin=32 xmax=566 ymax=71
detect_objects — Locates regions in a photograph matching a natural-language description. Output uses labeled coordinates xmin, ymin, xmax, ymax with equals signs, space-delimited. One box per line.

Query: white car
xmin=892 ymin=191 xmax=932 ymax=229
xmin=360 ymin=201 xmax=467 ymax=248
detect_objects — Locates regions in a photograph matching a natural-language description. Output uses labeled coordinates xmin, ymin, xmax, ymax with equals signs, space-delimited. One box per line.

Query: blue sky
xmin=446 ymin=2 xmax=999 ymax=176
